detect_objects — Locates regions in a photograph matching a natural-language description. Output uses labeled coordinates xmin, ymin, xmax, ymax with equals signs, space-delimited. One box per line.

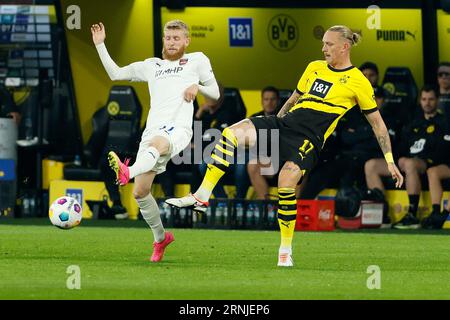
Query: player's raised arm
xmin=91 ymin=22 xmax=143 ymax=81
xmin=365 ymin=110 xmax=404 ymax=188
xmin=277 ymin=90 xmax=302 ymax=118
xmin=91 ymin=22 xmax=106 ymax=45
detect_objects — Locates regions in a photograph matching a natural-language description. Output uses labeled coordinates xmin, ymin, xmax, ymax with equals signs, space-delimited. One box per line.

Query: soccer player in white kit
xmin=91 ymin=20 xmax=220 ymax=262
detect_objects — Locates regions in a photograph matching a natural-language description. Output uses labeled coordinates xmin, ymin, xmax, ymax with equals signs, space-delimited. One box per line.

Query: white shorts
xmin=137 ymin=126 xmax=192 ymax=175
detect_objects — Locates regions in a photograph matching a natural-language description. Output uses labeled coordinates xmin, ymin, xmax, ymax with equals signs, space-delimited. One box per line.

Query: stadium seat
xmin=381 ymin=67 xmax=418 ymax=125
xmin=222 ymin=87 xmax=247 ymax=120
xmin=63 ymin=86 xmax=142 ymax=181
xmin=278 ymin=89 xmax=293 ymax=112
xmin=217 ymin=88 xmax=247 ymax=186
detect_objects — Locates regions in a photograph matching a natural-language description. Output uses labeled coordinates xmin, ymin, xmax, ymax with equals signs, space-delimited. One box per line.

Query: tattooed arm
xmin=277 ymin=90 xmax=302 ymax=118
xmin=365 ymin=110 xmax=404 ymax=188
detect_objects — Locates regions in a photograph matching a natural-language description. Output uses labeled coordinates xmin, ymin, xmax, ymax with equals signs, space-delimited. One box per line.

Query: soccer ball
xmin=49 ymin=196 xmax=82 ymax=229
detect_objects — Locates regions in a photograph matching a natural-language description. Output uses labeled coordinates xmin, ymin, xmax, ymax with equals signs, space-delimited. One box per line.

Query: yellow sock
xmin=196 ymin=128 xmax=237 ymax=201
xmin=277 ymin=187 xmax=297 ymax=248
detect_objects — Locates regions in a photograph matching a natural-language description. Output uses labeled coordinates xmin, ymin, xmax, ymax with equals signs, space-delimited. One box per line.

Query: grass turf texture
xmin=1 ymin=218 xmax=450 ymax=300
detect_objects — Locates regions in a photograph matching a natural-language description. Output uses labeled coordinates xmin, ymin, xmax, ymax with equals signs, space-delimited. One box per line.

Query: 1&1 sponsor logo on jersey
xmin=309 ymin=79 xmax=333 ymax=98
xmin=229 ymin=18 xmax=253 ymax=47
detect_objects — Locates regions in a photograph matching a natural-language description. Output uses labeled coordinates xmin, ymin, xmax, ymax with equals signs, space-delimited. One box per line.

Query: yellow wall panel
xmin=438 ymin=9 xmax=450 ymax=62
xmin=162 ymin=7 xmax=423 ymax=90
xmin=42 ymin=159 xmax=65 ymax=190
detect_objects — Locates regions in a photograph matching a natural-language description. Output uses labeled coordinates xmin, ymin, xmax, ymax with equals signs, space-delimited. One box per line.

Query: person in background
xmin=359 ymin=61 xmax=379 ymax=87
xmin=437 ymin=62 xmax=450 ymax=125
xmin=0 ymin=84 xmax=21 ymax=125
xmin=421 ymin=67 xmax=450 ymax=229
xmin=422 ymin=163 xmax=450 ymax=229
xmin=247 ymin=86 xmax=280 ymax=200
xmin=365 ymin=86 xmax=446 ymax=229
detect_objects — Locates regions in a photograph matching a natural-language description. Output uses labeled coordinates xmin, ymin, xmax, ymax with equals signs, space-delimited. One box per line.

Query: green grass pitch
xmin=1 ymin=219 xmax=450 ymax=300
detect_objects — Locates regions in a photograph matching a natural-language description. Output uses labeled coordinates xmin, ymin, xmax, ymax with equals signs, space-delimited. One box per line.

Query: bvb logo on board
xmin=267 ymin=14 xmax=299 ymax=52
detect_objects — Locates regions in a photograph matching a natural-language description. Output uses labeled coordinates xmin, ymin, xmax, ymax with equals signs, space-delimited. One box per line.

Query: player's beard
xmin=162 ymin=45 xmax=186 ymax=61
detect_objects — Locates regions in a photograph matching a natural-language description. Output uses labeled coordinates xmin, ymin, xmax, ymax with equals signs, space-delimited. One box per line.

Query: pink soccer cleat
xmin=108 ymin=151 xmax=130 ymax=185
xmin=150 ymin=232 xmax=175 ymax=262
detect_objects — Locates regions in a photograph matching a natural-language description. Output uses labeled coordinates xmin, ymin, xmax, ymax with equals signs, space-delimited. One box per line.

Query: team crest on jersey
xmin=179 ymin=58 xmax=188 ymax=65
xmin=426 ymin=125 xmax=435 ymax=134
xmin=339 ymin=75 xmax=350 ymax=84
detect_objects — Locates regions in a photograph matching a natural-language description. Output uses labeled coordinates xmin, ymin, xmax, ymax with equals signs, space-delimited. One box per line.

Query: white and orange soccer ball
xmin=49 ymin=196 xmax=82 ymax=229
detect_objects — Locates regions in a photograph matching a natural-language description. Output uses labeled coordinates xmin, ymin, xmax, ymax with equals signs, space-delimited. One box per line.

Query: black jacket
xmin=336 ymin=106 xmax=400 ymax=160
xmin=399 ymin=112 xmax=449 ymax=166
xmin=0 ymin=85 xmax=18 ymax=117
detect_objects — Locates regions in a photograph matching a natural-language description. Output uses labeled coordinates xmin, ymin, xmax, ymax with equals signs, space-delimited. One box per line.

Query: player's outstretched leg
xmin=277 ymin=187 xmax=296 ymax=267
xmin=166 ymin=126 xmax=240 ymax=212
xmin=108 ymin=151 xmax=130 ymax=186
xmin=165 ymin=193 xmax=209 ymax=213
xmin=276 ymin=162 xmax=304 ymax=267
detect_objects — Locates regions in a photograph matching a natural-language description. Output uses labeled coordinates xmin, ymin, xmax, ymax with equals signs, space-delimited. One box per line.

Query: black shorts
xmin=249 ymin=115 xmax=320 ymax=176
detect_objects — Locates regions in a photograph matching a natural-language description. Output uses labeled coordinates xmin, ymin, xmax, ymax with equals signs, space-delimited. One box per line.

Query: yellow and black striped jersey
xmin=283 ymin=60 xmax=377 ymax=149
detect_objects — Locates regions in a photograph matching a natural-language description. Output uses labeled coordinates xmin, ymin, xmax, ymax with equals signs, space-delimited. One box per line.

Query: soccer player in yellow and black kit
xmin=166 ymin=25 xmax=404 ymax=267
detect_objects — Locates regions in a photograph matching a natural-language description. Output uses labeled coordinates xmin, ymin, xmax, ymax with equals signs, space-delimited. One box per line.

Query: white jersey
xmin=126 ymin=52 xmax=214 ymax=131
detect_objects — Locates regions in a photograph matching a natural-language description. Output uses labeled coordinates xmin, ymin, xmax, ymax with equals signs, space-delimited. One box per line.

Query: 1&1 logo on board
xmin=229 ymin=18 xmax=253 ymax=47
xmin=268 ymin=14 xmax=298 ymax=51
xmin=66 ymin=189 xmax=83 ymax=208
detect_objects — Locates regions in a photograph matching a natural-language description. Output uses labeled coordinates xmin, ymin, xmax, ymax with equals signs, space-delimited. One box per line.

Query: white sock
xmin=194 ymin=187 xmax=212 ymax=203
xmin=129 ymin=147 xmax=160 ymax=179
xmin=136 ymin=192 xmax=165 ymax=243
xmin=279 ymin=246 xmax=292 ymax=255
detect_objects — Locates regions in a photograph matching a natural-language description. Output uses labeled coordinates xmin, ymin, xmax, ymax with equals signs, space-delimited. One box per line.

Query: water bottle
xmin=215 ymin=202 xmax=224 ymax=226
xmin=223 ymin=203 xmax=229 ymax=226
xmin=25 ymin=117 xmax=33 ymax=140
xmin=193 ymin=210 xmax=199 ymax=224
xmin=23 ymin=197 xmax=30 ymax=216
xmin=235 ymin=202 xmax=244 ymax=226
xmin=179 ymin=208 xmax=187 ymax=226
xmin=247 ymin=203 xmax=255 ymax=227
xmin=158 ymin=201 xmax=166 ymax=223
xmin=165 ymin=205 xmax=172 ymax=227
xmin=254 ymin=203 xmax=261 ymax=226
xmin=30 ymin=197 xmax=36 ymax=216
xmin=74 ymin=155 xmax=82 ymax=166
xmin=267 ymin=203 xmax=276 ymax=226
xmin=206 ymin=206 xmax=212 ymax=226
